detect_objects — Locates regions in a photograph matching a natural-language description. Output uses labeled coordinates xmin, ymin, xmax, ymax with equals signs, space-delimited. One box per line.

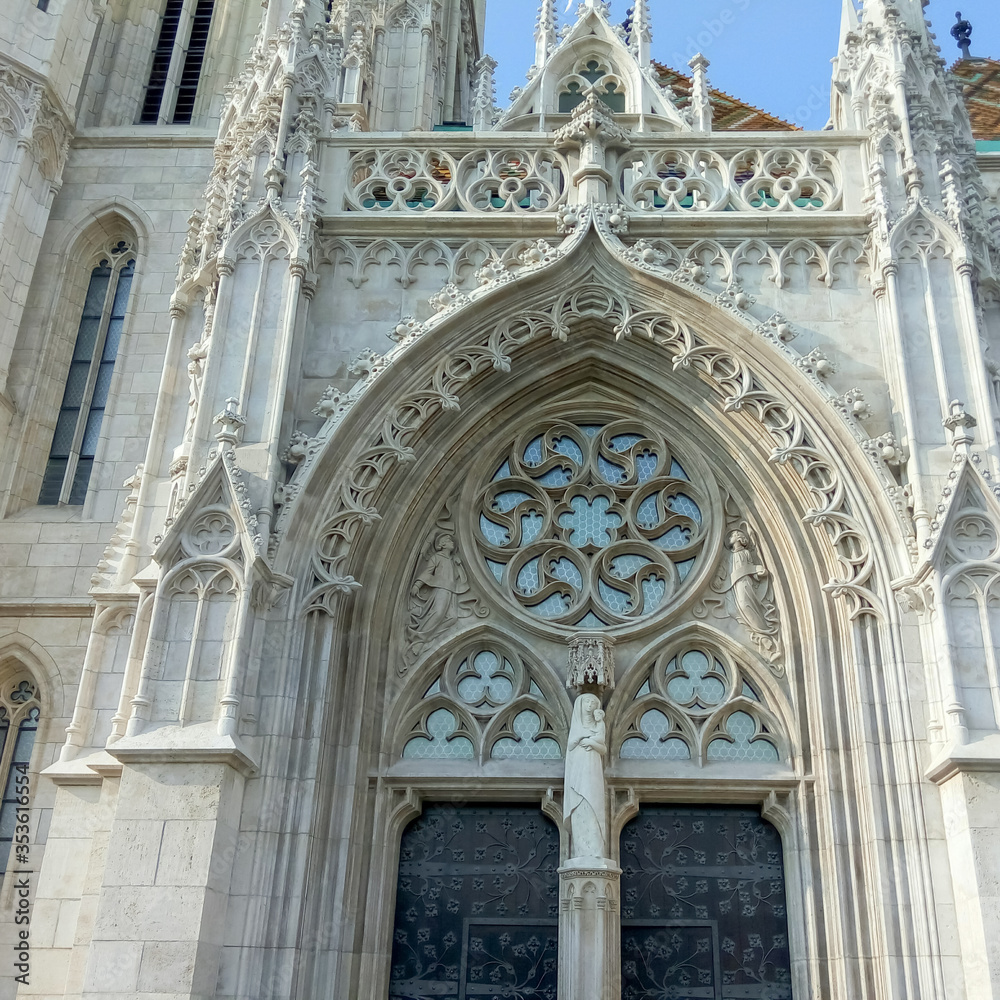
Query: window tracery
xmin=557 ymin=59 xmax=626 ymax=114
xmin=616 ymin=643 xmax=783 ymax=764
xmin=399 ymin=644 xmax=564 ymax=763
xmin=473 ymin=418 xmax=713 ymax=628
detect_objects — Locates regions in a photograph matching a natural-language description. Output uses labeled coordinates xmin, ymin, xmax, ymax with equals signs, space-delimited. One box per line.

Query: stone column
xmin=558 ymin=633 xmax=621 ymax=1000
xmin=931 ymin=764 xmax=1000 ymax=999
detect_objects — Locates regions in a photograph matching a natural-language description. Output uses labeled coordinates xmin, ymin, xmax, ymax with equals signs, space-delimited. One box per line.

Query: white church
xmin=1 ymin=0 xmax=999 ymax=996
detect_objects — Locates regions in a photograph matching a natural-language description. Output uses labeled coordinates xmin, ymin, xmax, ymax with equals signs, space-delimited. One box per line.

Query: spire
xmin=859 ymin=0 xmax=929 ymax=32
xmin=839 ymin=0 xmax=860 ymax=43
xmin=534 ymin=0 xmax=558 ymax=71
xmin=472 ymin=55 xmax=498 ymax=130
xmin=688 ymin=53 xmax=713 ymax=132
xmin=951 ymin=11 xmax=973 ymax=59
xmin=628 ymin=0 xmax=651 ymax=66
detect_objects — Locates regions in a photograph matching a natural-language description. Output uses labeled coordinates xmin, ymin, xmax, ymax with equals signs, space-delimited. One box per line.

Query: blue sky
xmin=484 ymin=0 xmax=1000 ymax=127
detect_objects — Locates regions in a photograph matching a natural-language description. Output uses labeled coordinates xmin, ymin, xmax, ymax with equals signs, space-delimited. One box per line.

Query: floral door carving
xmin=389 ymin=803 xmax=560 ymax=998
xmin=620 ymin=805 xmax=792 ymax=999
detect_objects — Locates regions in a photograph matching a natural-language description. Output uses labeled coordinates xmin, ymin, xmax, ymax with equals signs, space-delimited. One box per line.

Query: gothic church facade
xmin=1 ymin=0 xmax=1000 ymax=997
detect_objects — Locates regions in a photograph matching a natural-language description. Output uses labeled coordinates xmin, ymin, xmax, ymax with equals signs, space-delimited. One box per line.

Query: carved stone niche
xmin=567 ymin=632 xmax=615 ymax=697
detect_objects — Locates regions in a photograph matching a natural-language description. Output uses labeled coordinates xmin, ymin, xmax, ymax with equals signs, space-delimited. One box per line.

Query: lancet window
xmin=39 ymin=241 xmax=136 ymax=506
xmin=0 ymin=674 xmax=40 ymax=875
xmin=141 ymin=0 xmax=216 ymax=124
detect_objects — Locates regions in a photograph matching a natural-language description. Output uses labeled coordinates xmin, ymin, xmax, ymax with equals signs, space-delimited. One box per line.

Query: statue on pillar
xmin=564 ymin=692 xmax=608 ymax=858
xmin=564 ymin=633 xmax=614 ymax=860
xmin=559 ymin=633 xmax=621 ymax=1000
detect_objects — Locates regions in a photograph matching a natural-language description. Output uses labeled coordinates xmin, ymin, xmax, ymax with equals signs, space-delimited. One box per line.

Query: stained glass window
xmin=621 ymin=805 xmax=793 ymax=999
xmin=389 ymin=804 xmax=559 ymax=999
xmin=400 ymin=645 xmax=564 ymax=762
xmin=620 ymin=644 xmax=784 ymax=766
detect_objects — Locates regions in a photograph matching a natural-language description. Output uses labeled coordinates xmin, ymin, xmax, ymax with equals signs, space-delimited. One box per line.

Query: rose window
xmin=474 ymin=420 xmax=711 ymax=627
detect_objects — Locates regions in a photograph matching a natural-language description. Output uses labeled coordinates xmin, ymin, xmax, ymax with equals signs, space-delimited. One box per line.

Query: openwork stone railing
xmin=618 ymin=146 xmax=843 ymax=213
xmin=331 ymin=136 xmax=855 ymax=216
xmin=344 ymin=145 xmax=569 ymax=213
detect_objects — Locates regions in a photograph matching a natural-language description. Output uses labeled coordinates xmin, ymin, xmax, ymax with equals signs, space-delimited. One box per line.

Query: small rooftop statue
xmin=951 ymin=11 xmax=973 ymax=59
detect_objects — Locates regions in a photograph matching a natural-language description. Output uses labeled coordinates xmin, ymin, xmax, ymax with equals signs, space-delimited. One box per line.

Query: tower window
xmin=141 ymin=0 xmax=216 ymax=124
xmin=39 ymin=243 xmax=136 ymax=506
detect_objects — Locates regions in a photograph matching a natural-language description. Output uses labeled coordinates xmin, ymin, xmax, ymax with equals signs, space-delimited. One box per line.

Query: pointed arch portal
xmin=252 ymin=209 xmax=946 ymax=1000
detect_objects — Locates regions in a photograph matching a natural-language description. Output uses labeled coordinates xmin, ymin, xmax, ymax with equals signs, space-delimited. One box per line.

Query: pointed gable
xmin=500 ymin=5 xmax=687 ymax=131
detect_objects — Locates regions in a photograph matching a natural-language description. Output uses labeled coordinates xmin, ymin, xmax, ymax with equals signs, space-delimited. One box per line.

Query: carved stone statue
xmin=720 ymin=528 xmax=782 ymax=666
xmin=700 ymin=515 xmax=783 ymax=670
xmin=405 ymin=529 xmax=480 ymax=665
xmin=564 ymin=693 xmax=608 ymax=859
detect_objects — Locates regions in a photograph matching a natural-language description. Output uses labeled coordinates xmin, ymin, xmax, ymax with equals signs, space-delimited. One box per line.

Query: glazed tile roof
xmin=653 ymin=62 xmax=798 ymax=131
xmin=951 ymin=58 xmax=1000 ymax=141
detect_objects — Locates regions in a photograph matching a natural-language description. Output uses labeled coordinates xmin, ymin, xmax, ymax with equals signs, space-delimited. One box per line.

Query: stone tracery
xmin=614 ymin=638 xmax=786 ymax=765
xmin=398 ymin=640 xmax=567 ymax=763
xmin=473 ymin=417 xmax=713 ymax=627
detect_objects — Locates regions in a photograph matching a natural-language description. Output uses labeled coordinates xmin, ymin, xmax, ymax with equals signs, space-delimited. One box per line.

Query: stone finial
xmin=944 ymin=399 xmax=977 ymax=452
xmin=627 ymin=0 xmax=651 ymax=64
xmin=568 ymin=633 xmax=615 ymax=696
xmin=951 ymin=11 xmax=972 ymax=59
xmin=688 ymin=53 xmax=713 ymax=133
xmin=535 ymin=0 xmax=558 ymax=70
xmin=214 ymin=397 xmax=247 ymax=445
xmin=472 ymin=55 xmax=498 ymax=130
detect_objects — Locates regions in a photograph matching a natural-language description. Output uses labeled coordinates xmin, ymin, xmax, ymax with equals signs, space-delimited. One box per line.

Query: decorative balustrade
xmin=618 ymin=146 xmax=843 ymax=213
xmin=344 ymin=146 xmax=568 ymax=213
xmin=332 ymin=137 xmax=853 ymax=216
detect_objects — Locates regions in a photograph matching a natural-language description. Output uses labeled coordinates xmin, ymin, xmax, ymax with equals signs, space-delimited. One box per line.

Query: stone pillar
xmin=935 ymin=767 xmax=1000 ymax=999
xmin=79 ymin=756 xmax=246 ymax=999
xmin=559 ymin=633 xmax=621 ymax=1000
xmin=558 ymin=860 xmax=622 ymax=1000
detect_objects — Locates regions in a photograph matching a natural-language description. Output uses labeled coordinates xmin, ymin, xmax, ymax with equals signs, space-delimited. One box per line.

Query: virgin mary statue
xmin=563 ymin=693 xmax=608 ymax=859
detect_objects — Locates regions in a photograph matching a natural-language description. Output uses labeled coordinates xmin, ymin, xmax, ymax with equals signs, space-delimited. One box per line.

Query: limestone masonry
xmin=1 ymin=0 xmax=1000 ymax=997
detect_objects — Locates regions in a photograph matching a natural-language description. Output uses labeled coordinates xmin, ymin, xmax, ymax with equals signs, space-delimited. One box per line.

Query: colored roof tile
xmin=653 ymin=62 xmax=798 ymax=132
xmin=952 ymin=57 xmax=1000 ymax=141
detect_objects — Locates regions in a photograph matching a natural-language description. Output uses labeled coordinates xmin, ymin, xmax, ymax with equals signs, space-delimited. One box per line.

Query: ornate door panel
xmin=389 ymin=803 xmax=559 ymax=999
xmin=620 ymin=805 xmax=792 ymax=1000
